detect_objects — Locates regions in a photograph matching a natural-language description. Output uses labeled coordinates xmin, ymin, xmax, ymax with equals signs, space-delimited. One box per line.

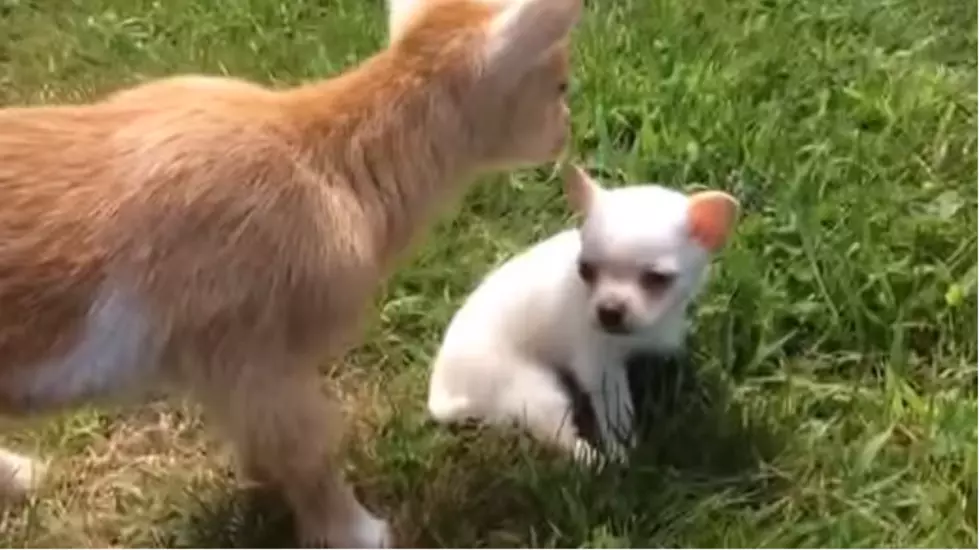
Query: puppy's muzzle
xmin=596 ymin=302 xmax=629 ymax=334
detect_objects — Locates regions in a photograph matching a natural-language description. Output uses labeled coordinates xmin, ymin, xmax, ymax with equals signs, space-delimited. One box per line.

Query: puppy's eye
xmin=577 ymin=260 xmax=596 ymax=284
xmin=639 ymin=270 xmax=673 ymax=293
xmin=558 ymin=81 xmax=569 ymax=94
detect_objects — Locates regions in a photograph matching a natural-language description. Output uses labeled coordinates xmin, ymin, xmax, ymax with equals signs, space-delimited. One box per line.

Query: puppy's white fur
xmin=427 ymin=165 xmax=739 ymax=464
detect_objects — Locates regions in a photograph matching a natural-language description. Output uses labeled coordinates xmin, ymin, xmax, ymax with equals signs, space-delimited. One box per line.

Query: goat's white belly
xmin=12 ymin=283 xmax=163 ymax=411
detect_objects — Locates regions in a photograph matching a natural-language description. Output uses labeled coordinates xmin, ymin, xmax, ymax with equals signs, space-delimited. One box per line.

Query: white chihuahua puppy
xmin=427 ymin=165 xmax=739 ymax=464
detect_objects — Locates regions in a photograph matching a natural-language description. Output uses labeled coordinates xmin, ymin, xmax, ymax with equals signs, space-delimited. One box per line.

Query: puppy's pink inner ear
xmin=687 ymin=191 xmax=740 ymax=252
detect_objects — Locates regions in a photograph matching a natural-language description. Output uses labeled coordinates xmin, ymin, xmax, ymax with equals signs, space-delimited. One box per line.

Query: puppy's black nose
xmin=596 ymin=303 xmax=627 ymax=333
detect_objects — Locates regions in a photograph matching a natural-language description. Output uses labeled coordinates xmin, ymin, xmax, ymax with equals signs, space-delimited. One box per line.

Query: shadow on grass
xmin=396 ymin=353 xmax=786 ymax=547
xmin=622 ymin=351 xmax=779 ymax=481
xmin=160 ymin=484 xmax=295 ymax=548
xmin=167 ymin=354 xmax=783 ymax=548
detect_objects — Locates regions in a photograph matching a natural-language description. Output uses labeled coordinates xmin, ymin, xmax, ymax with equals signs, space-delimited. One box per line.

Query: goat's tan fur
xmin=0 ymin=0 xmax=581 ymax=545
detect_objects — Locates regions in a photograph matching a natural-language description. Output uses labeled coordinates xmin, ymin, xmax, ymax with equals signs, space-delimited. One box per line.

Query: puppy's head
xmin=387 ymin=0 xmax=580 ymax=170
xmin=562 ymin=165 xmax=740 ymax=336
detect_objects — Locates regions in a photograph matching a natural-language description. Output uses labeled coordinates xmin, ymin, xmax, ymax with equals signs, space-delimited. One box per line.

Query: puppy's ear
xmin=687 ymin=191 xmax=740 ymax=252
xmin=483 ymin=0 xmax=582 ymax=90
xmin=562 ymin=164 xmax=602 ymax=214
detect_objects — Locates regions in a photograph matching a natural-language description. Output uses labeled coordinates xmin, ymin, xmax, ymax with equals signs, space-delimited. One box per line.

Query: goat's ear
xmin=687 ymin=191 xmax=740 ymax=252
xmin=562 ymin=164 xmax=603 ymax=215
xmin=388 ymin=0 xmax=423 ymax=44
xmin=482 ymin=0 xmax=582 ymax=88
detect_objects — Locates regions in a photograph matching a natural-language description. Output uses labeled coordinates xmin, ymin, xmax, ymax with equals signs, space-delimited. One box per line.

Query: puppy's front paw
xmin=571 ymin=438 xmax=606 ymax=468
xmin=605 ymin=440 xmax=630 ymax=465
xmin=571 ymin=438 xmax=631 ymax=471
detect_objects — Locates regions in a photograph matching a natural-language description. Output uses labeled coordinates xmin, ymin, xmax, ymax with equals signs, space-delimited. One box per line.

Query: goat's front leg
xmin=199 ymin=363 xmax=391 ymax=548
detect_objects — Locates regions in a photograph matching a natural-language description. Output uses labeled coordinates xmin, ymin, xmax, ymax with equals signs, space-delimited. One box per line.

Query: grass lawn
xmin=1 ymin=0 xmax=976 ymax=546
